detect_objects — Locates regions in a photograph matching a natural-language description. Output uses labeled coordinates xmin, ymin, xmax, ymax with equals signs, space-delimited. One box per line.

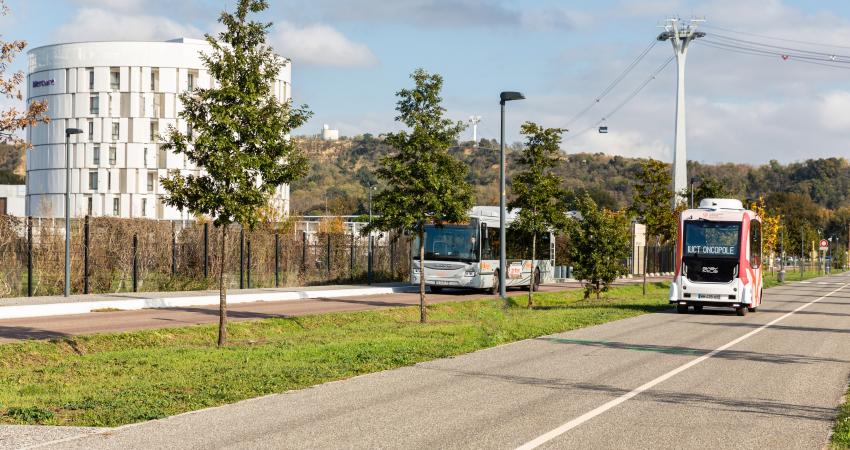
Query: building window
xmin=88 ymin=170 xmax=98 ymax=191
xmin=111 ymin=122 xmax=119 ymax=141
xmin=143 ymin=147 xmax=148 ymax=167
xmin=113 ymin=198 xmax=120 ymax=216
xmin=150 ymin=68 xmax=159 ymax=91
xmin=107 ymin=171 xmax=112 ymax=190
xmin=93 ymin=145 xmax=100 ymax=166
xmin=142 ymin=198 xmax=147 ymax=216
xmin=88 ymin=68 xmax=94 ymax=90
xmin=147 ymin=172 xmax=155 ymax=192
xmin=187 ymin=72 xmax=195 ymax=91
xmin=87 ymin=197 xmax=93 ymax=216
xmin=88 ymin=120 xmax=94 ymax=141
xmin=109 ymin=146 xmax=117 ymax=165
xmin=186 ymin=123 xmax=193 ymax=142
xmin=110 ymin=68 xmax=120 ymax=90
xmin=90 ymin=95 xmax=99 ymax=115
xmin=150 ymin=120 xmax=158 ymax=142
xmin=0 ymin=197 xmax=6 ymax=215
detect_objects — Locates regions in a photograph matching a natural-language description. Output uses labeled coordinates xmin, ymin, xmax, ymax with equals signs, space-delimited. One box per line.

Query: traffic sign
xmin=820 ymin=239 xmax=829 ymax=250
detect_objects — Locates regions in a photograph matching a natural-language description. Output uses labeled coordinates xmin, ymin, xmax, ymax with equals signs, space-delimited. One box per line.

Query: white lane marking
xmin=516 ymin=282 xmax=848 ymax=450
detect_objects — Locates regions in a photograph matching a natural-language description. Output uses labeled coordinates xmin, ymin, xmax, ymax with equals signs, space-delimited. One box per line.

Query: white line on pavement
xmin=515 ymin=282 xmax=848 ymax=450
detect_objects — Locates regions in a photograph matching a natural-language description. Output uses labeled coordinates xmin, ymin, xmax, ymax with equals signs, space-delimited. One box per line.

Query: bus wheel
xmin=693 ymin=304 xmax=704 ymax=313
xmin=747 ymin=306 xmax=757 ymax=313
xmin=736 ymin=306 xmax=748 ymax=316
xmin=430 ymin=286 xmax=443 ymax=294
xmin=488 ymin=271 xmax=500 ymax=295
xmin=676 ymin=304 xmax=689 ymax=314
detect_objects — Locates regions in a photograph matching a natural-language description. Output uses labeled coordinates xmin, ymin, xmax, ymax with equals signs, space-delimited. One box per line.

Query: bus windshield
xmin=684 ymin=221 xmax=741 ymax=259
xmin=412 ymin=225 xmax=479 ymax=262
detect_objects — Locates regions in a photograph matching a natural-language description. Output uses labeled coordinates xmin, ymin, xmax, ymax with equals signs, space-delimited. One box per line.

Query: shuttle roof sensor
xmin=699 ymin=198 xmax=744 ymax=210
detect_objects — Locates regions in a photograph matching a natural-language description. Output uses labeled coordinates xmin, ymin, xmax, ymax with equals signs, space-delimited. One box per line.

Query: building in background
xmin=0 ymin=185 xmax=26 ymax=216
xmin=321 ymin=124 xmax=339 ymax=141
xmin=26 ymin=38 xmax=293 ymax=220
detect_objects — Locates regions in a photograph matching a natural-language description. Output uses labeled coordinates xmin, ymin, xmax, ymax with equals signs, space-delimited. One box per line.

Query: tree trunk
xmin=596 ymin=280 xmax=601 ymax=299
xmin=419 ymin=229 xmax=427 ymax=324
xmin=528 ymin=233 xmax=536 ymax=308
xmin=218 ymin=224 xmax=228 ymax=346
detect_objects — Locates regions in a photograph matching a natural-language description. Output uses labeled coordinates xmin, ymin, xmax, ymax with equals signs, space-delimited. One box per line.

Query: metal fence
xmin=0 ymin=215 xmax=410 ymax=299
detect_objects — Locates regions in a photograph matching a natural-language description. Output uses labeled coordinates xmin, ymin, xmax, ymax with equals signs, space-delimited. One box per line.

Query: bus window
xmin=750 ymin=220 xmax=761 ymax=268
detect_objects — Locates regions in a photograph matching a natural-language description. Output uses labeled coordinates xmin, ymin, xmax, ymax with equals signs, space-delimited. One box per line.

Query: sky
xmin=4 ymin=0 xmax=850 ymax=165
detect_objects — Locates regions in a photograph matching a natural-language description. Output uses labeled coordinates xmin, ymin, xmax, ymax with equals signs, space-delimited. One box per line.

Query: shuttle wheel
xmin=676 ymin=304 xmax=689 ymax=314
xmin=736 ymin=306 xmax=748 ymax=316
xmin=693 ymin=304 xmax=704 ymax=313
xmin=488 ymin=271 xmax=500 ymax=295
xmin=747 ymin=306 xmax=757 ymax=312
xmin=430 ymin=286 xmax=443 ymax=294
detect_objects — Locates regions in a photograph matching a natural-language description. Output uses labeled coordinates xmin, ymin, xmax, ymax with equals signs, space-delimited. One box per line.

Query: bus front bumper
xmin=669 ymin=278 xmax=752 ymax=306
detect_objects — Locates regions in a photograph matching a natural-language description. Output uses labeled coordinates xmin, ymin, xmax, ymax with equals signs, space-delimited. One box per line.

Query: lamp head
xmin=65 ymin=128 xmax=84 ymax=136
xmin=500 ymin=91 xmax=525 ymax=104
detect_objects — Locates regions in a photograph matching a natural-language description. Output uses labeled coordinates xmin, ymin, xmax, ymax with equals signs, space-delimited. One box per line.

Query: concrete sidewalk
xmin=0 ymin=283 xmax=419 ymax=320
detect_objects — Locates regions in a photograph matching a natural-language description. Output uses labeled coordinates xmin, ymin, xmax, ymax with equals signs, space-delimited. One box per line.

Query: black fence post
xmin=83 ymin=215 xmax=90 ymax=294
xmin=350 ymin=232 xmax=355 ymax=281
xmin=274 ymin=232 xmax=280 ymax=288
xmin=239 ymin=228 xmax=245 ymax=289
xmin=27 ymin=216 xmax=32 ymax=297
xmin=390 ymin=235 xmax=396 ymax=279
xmin=203 ymin=222 xmax=209 ymax=279
xmin=171 ymin=221 xmax=177 ymax=278
xmin=301 ymin=231 xmax=307 ymax=274
xmin=247 ymin=239 xmax=252 ymax=289
xmin=132 ymin=233 xmax=138 ymax=293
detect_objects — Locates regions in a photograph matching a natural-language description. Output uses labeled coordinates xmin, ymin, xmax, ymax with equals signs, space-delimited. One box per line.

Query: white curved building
xmin=26 ymin=38 xmax=292 ymax=220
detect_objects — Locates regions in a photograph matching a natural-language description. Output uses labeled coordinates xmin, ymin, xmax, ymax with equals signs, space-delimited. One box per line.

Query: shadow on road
xmin=0 ymin=326 xmax=71 ymax=341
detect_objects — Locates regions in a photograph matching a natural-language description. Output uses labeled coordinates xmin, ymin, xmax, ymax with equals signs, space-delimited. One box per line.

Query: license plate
xmin=698 ymin=294 xmax=722 ymax=300
xmin=433 ymin=280 xmax=452 ymax=285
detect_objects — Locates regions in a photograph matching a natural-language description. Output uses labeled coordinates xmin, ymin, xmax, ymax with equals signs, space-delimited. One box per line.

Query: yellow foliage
xmin=750 ymin=196 xmax=781 ymax=256
xmin=318 ymin=216 xmax=346 ymax=234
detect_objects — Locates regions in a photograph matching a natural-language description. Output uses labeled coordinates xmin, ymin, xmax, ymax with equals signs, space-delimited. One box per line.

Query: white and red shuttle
xmin=670 ymin=198 xmax=763 ymax=316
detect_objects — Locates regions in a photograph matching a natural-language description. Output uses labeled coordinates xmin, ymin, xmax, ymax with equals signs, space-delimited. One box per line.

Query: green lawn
xmin=834 ymin=387 xmax=850 ymax=449
xmin=762 ymin=268 xmax=837 ymax=289
xmin=0 ymin=282 xmax=670 ymax=427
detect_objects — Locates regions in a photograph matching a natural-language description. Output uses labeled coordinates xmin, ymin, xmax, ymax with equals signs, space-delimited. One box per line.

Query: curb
xmin=0 ymin=286 xmax=419 ymax=320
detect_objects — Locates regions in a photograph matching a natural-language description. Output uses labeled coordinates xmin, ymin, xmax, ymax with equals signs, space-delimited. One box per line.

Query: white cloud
xmin=818 ymin=91 xmax=850 ymax=132
xmin=270 ymin=22 xmax=378 ymax=68
xmin=54 ymin=8 xmax=203 ymax=42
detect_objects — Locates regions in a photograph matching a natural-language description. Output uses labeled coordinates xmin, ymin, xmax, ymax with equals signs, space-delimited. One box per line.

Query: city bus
xmin=670 ymin=198 xmax=763 ymax=316
xmin=410 ymin=206 xmax=555 ymax=293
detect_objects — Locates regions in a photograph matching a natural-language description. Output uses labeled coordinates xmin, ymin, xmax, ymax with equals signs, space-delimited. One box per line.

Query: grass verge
xmin=0 ymin=282 xmax=669 ymax=427
xmin=763 ymin=269 xmax=839 ymax=289
xmin=834 ymin=385 xmax=850 ymax=449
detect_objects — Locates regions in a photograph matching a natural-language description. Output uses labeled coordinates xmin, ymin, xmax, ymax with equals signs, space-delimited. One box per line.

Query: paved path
xmin=0 ymin=284 xmax=578 ymax=343
xmin=22 ymin=275 xmax=850 ymax=450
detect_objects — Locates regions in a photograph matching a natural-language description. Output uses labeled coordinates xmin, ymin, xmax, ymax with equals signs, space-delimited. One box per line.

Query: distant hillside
xmin=291 ymin=136 xmax=850 ymax=215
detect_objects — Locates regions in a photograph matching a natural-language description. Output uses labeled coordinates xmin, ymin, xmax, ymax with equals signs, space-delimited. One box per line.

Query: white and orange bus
xmin=670 ymin=198 xmax=763 ymax=316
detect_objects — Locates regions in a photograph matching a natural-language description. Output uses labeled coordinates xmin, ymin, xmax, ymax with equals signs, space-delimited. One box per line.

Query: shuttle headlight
xmin=412 ymin=268 xmax=420 ymax=274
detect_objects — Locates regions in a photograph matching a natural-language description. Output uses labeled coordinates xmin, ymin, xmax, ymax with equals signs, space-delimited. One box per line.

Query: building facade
xmin=26 ymin=38 xmax=292 ymax=220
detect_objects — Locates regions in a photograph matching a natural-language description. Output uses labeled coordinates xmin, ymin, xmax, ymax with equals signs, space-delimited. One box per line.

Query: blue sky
xmin=5 ymin=0 xmax=850 ymax=164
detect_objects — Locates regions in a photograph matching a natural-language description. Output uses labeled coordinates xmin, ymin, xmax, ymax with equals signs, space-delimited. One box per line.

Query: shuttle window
xmin=750 ymin=220 xmax=762 ymax=269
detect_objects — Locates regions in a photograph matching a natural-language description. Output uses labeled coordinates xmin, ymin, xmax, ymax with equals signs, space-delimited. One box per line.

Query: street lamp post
xmin=498 ymin=91 xmax=525 ymax=300
xmin=689 ymin=176 xmax=700 ymax=209
xmin=64 ymin=127 xmax=84 ymax=297
xmin=367 ymin=184 xmax=376 ymax=285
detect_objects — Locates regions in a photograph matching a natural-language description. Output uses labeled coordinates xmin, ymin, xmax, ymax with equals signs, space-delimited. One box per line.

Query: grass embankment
xmin=0 ymin=283 xmax=669 ymax=427
xmin=834 ymin=386 xmax=850 ymax=449
xmin=762 ymin=269 xmax=837 ymax=289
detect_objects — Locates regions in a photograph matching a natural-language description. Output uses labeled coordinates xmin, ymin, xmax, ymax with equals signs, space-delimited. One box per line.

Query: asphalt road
xmin=0 ymin=284 xmax=576 ymax=343
xmin=26 ymin=274 xmax=850 ymax=449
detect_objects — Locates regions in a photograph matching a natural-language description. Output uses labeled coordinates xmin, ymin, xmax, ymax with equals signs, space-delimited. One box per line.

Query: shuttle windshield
xmin=683 ymin=221 xmax=741 ymax=259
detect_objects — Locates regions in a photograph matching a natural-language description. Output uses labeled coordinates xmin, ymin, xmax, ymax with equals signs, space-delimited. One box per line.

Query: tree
xmin=0 ymin=1 xmax=49 ymax=145
xmin=367 ymin=68 xmax=474 ymax=323
xmin=567 ymin=194 xmax=630 ymax=299
xmin=161 ymin=0 xmax=311 ymax=346
xmin=629 ymin=159 xmax=681 ymax=294
xmin=750 ymin=196 xmax=781 ymax=266
xmin=508 ymin=122 xmax=567 ymax=308
xmin=686 ymin=176 xmax=730 ymax=206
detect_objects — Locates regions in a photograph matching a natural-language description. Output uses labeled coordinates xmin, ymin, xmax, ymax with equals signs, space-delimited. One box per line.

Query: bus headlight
xmin=464 ymin=271 xmax=476 ymax=277
xmin=412 ymin=268 xmax=420 ymax=274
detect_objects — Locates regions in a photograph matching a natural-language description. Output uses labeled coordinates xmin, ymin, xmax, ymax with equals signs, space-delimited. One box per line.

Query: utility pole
xmin=657 ymin=18 xmax=705 ymax=205
xmin=468 ymin=115 xmax=481 ymax=146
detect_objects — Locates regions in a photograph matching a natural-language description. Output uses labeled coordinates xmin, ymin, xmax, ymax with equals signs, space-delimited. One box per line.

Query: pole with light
xmin=498 ymin=91 xmax=525 ymax=299
xmin=64 ymin=127 xmax=84 ymax=297
xmin=689 ymin=176 xmax=700 ymax=209
xmin=367 ymin=183 xmax=376 ymax=285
